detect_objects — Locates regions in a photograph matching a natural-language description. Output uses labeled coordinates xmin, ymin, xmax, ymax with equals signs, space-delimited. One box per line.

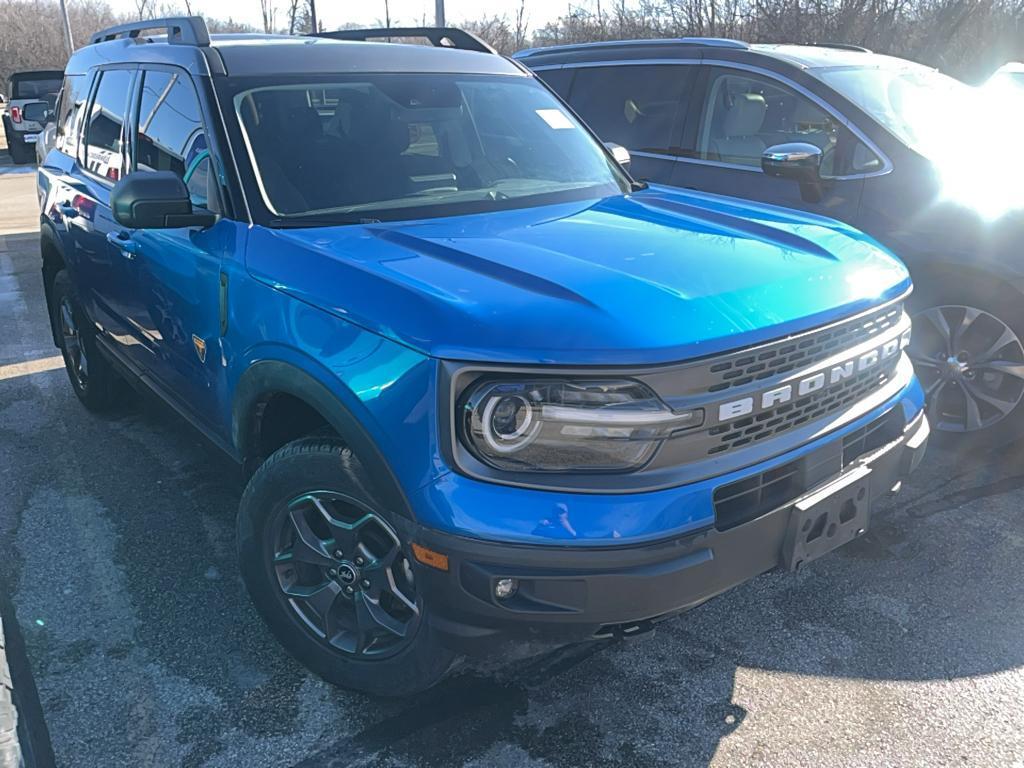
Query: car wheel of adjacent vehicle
xmin=51 ymin=270 xmax=119 ymax=412
xmin=6 ymin=136 xmax=31 ymax=165
xmin=909 ymin=287 xmax=1024 ymax=437
xmin=237 ymin=437 xmax=456 ymax=697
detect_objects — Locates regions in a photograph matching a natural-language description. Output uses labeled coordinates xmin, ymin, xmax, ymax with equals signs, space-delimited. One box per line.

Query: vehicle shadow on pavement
xmin=2 ymin=225 xmax=1022 ymax=766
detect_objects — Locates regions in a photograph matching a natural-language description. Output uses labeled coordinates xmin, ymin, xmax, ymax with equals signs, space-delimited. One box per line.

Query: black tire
xmin=238 ymin=437 xmax=456 ymax=697
xmin=909 ymin=277 xmax=1024 ymax=443
xmin=6 ymin=135 xmax=31 ymax=165
xmin=50 ymin=270 xmax=119 ymax=412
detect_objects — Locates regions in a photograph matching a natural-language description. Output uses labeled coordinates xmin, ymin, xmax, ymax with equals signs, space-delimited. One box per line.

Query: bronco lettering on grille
xmin=717 ymin=330 xmax=911 ymax=423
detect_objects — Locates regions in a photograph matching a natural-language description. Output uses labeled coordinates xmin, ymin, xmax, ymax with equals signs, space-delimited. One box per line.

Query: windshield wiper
xmin=268 ymin=215 xmax=381 ymax=229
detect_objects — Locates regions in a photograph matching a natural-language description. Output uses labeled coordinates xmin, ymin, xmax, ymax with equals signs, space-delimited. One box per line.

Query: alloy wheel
xmin=272 ymin=491 xmax=420 ymax=658
xmin=59 ymin=296 xmax=89 ymax=390
xmin=909 ymin=305 xmax=1024 ymax=432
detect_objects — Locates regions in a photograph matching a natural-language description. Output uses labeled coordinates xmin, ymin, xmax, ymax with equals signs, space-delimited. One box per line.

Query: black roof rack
xmin=89 ymin=16 xmax=210 ymax=47
xmin=812 ymin=42 xmax=872 ymax=53
xmin=314 ymin=27 xmax=496 ymax=55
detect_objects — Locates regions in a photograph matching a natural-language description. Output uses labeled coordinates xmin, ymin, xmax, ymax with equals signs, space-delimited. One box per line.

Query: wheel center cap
xmin=336 ymin=563 xmax=358 ymax=585
xmin=945 ymin=356 xmax=970 ymax=378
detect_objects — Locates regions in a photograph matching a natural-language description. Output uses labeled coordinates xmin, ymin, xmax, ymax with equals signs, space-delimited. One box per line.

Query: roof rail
xmin=89 ymin=16 xmax=211 ymax=47
xmin=313 ymin=27 xmax=496 ymax=55
xmin=515 ymin=37 xmax=749 ymax=58
xmin=812 ymin=42 xmax=872 ymax=53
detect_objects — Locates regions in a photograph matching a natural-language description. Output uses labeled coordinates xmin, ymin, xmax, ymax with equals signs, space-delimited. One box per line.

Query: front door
xmin=675 ymin=66 xmax=874 ymax=224
xmin=117 ymin=66 xmax=230 ymax=427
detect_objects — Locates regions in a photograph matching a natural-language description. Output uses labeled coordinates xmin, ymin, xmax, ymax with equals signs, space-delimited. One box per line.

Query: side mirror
xmin=761 ymin=142 xmax=824 ymax=202
xmin=110 ymin=171 xmax=217 ymax=229
xmin=605 ymin=141 xmax=631 ymax=172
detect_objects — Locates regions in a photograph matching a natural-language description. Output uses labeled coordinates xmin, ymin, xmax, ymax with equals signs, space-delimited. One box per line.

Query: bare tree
xmin=259 ymin=0 xmax=276 ymax=32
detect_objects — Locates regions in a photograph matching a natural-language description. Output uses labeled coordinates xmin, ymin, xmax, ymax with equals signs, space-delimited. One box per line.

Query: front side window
xmin=569 ymin=65 xmax=692 ymax=155
xmin=136 ymin=69 xmax=212 ymax=208
xmin=698 ymin=70 xmax=846 ymax=174
xmin=230 ymin=73 xmax=629 ymax=223
xmin=817 ymin=64 xmax=974 ymax=160
xmin=84 ymin=69 xmax=132 ymax=182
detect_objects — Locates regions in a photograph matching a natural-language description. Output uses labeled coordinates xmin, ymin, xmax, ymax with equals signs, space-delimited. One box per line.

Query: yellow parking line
xmin=0 ymin=355 xmax=64 ymax=382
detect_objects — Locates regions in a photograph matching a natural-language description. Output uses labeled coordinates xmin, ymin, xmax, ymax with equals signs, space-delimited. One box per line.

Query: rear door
xmin=675 ymin=66 xmax=877 ymax=222
xmin=65 ymin=67 xmax=137 ymax=339
xmin=546 ymin=63 xmax=697 ymax=185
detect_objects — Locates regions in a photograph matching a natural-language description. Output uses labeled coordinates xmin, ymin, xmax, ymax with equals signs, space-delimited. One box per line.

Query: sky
xmin=106 ymin=0 xmax=576 ymax=33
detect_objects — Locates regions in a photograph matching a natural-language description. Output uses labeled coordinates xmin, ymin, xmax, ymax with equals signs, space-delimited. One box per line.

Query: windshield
xmin=231 ymin=73 xmax=629 ymax=224
xmin=817 ymin=64 xmax=976 ymax=158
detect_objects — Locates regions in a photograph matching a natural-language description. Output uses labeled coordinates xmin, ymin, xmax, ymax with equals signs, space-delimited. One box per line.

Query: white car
xmin=2 ymin=70 xmax=62 ymax=164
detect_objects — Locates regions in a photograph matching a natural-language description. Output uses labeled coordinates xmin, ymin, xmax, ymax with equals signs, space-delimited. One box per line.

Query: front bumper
xmin=412 ymin=409 xmax=928 ymax=655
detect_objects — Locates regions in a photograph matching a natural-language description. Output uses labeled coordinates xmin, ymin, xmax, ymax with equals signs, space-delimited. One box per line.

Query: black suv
xmin=517 ymin=40 xmax=1024 ymax=436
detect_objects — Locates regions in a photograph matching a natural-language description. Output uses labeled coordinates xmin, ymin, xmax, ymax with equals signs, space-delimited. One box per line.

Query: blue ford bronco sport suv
xmin=38 ymin=18 xmax=928 ymax=695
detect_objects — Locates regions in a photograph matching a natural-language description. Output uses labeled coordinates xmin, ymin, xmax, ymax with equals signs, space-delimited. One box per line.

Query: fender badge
xmin=192 ymin=335 xmax=207 ymax=363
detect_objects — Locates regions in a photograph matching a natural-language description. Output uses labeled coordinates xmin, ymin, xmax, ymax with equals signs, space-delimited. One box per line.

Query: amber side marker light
xmin=412 ymin=543 xmax=450 ymax=572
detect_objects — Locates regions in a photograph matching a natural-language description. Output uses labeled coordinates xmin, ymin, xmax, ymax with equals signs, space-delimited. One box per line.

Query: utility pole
xmin=309 ymin=0 xmax=318 ymax=33
xmin=58 ymin=0 xmax=75 ymax=57
xmin=435 ymin=0 xmax=445 ymax=27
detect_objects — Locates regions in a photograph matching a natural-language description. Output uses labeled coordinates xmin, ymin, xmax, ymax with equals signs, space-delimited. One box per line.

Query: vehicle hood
xmin=246 ymin=187 xmax=911 ymax=365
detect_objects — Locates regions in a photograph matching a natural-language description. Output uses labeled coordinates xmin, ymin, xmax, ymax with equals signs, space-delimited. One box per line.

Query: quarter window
xmin=136 ymin=69 xmax=212 ymax=208
xmin=83 ymin=69 xmax=132 ymax=182
xmin=55 ymin=74 xmax=91 ymax=155
xmin=568 ymin=65 xmax=692 ymax=155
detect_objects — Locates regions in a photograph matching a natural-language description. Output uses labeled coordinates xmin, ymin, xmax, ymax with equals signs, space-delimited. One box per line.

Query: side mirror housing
xmin=761 ymin=142 xmax=824 ymax=202
xmin=110 ymin=171 xmax=217 ymax=229
xmin=604 ymin=141 xmax=631 ymax=172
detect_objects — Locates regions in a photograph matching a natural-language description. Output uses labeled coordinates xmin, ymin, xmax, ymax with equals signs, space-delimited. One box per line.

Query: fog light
xmin=494 ymin=578 xmax=518 ymax=600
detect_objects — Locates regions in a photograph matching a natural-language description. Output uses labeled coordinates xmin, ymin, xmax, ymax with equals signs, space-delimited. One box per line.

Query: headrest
xmin=722 ymin=93 xmax=767 ymax=137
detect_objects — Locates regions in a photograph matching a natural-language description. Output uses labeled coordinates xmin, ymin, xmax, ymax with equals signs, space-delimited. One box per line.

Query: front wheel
xmin=909 ymin=287 xmax=1024 ymax=437
xmin=237 ymin=437 xmax=456 ymax=696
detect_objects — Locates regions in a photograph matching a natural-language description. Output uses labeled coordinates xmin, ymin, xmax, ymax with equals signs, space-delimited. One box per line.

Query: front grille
xmin=712 ymin=409 xmax=904 ymax=530
xmin=706 ymin=303 xmax=903 ymax=394
xmin=706 ymin=364 xmax=896 ymax=456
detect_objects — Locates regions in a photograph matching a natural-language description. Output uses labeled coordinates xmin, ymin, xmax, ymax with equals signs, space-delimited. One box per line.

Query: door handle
xmin=106 ymin=230 xmax=140 ymax=259
xmin=58 ymin=202 xmax=79 ymax=219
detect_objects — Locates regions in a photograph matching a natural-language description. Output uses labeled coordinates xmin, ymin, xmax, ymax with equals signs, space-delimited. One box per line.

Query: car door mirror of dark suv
xmin=604 ymin=142 xmax=632 ymax=172
xmin=761 ymin=143 xmax=824 ymax=203
xmin=111 ymin=171 xmax=218 ymax=229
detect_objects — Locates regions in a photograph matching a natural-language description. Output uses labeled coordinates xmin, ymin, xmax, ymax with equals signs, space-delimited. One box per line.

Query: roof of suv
xmin=514 ymin=38 xmax=924 ymax=72
xmin=66 ymin=30 xmax=522 ymax=79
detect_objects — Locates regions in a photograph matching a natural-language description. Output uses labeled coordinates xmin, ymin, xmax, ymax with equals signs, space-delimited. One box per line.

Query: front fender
xmin=231 ymin=347 xmax=434 ymax=522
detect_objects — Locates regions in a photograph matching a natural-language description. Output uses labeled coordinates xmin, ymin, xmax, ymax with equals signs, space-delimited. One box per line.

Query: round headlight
xmin=459 ymin=378 xmax=702 ymax=473
xmin=481 ymin=393 xmax=539 ymax=453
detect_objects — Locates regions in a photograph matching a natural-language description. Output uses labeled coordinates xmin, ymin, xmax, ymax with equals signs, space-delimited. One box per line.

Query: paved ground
xmin=2 ymin=170 xmax=1024 ymax=768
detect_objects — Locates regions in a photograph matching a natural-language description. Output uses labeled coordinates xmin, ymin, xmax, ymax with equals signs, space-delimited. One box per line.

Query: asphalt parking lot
xmin=2 ymin=166 xmax=1024 ymax=768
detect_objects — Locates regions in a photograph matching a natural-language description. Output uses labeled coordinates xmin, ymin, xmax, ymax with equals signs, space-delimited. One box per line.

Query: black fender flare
xmin=39 ymin=220 xmax=68 ymax=346
xmin=232 ymin=360 xmax=414 ymax=521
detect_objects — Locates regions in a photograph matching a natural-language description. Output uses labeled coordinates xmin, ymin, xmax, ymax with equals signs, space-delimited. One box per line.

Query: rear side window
xmin=56 ymin=74 xmax=91 ymax=155
xmin=535 ymin=68 xmax=574 ymax=99
xmin=568 ymin=65 xmax=693 ymax=155
xmin=135 ymin=69 xmax=212 ymax=207
xmin=83 ymin=69 xmax=132 ymax=182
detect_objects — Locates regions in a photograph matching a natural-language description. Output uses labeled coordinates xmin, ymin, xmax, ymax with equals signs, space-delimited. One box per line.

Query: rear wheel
xmin=7 ymin=135 xmax=31 ymax=164
xmin=237 ymin=437 xmax=456 ymax=696
xmin=909 ymin=284 xmax=1024 ymax=438
xmin=50 ymin=270 xmax=119 ymax=412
